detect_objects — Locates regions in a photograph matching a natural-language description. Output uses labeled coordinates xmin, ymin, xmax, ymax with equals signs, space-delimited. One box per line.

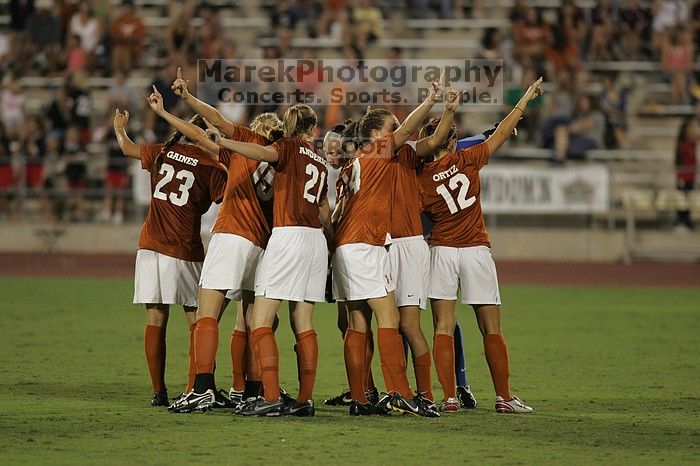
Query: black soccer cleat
xmin=324 ymin=390 xmax=353 ymax=406
xmin=284 ymin=399 xmax=315 ymax=417
xmin=349 ymin=400 xmax=383 ymax=416
xmin=236 ymin=396 xmax=284 ymax=417
xmin=212 ymin=389 xmax=235 ymax=409
xmin=366 ymin=387 xmax=379 ymax=405
xmin=457 ymin=385 xmax=478 ymax=409
xmin=388 ymin=393 xmax=440 ymax=418
xmin=168 ymin=389 xmax=215 ymax=413
xmin=374 ymin=393 xmax=393 ymax=415
xmin=151 ymin=391 xmax=169 ymax=407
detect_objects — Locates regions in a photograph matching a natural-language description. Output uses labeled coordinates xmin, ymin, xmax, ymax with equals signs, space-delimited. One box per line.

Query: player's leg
xmin=399 ymin=305 xmax=434 ymax=402
xmin=188 ymin=288 xmax=226 ymax=400
xmin=183 ymin=306 xmax=197 ymax=394
xmin=288 ymin=300 xmax=318 ymax=415
xmin=229 ymin=298 xmax=247 ymax=400
xmin=432 ymin=298 xmax=459 ymax=412
xmin=344 ymin=300 xmax=372 ymax=405
xmin=145 ymin=303 xmax=169 ymax=406
xmin=247 ymin=295 xmax=283 ymax=404
xmin=453 ymin=320 xmax=478 ymax=408
xmin=325 ymin=301 xmax=353 ymax=405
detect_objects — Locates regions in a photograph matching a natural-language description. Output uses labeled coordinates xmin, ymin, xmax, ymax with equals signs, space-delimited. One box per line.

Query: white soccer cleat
xmin=495 ymin=395 xmax=533 ymax=414
xmin=440 ymin=397 xmax=460 ymax=413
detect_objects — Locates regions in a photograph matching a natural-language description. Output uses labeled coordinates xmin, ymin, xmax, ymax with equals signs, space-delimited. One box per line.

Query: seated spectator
xmin=599 ymin=73 xmax=629 ymax=148
xmin=505 ymin=68 xmax=543 ymax=144
xmin=317 ymin=0 xmax=346 ymax=37
xmin=540 ymin=68 xmax=576 ymax=147
xmin=62 ymin=125 xmax=87 ymax=222
xmin=17 ymin=116 xmax=46 ymax=190
xmin=46 ymin=85 xmax=73 ymax=135
xmin=25 ymin=0 xmax=63 ymax=73
xmin=477 ymin=28 xmax=504 ymax=60
xmin=509 ymin=0 xmax=530 ymax=26
xmin=0 ymin=76 xmax=25 ymax=138
xmin=197 ymin=3 xmax=224 ymax=59
xmin=513 ymin=6 xmax=547 ymax=70
xmin=93 ymin=110 xmax=127 ymax=224
xmin=557 ymin=0 xmax=587 ymax=50
xmin=69 ymin=3 xmax=102 ymax=56
xmin=618 ymin=0 xmax=652 ymax=60
xmin=545 ymin=24 xmax=580 ymax=76
xmin=551 ymin=94 xmax=605 ymax=163
xmin=662 ymin=29 xmax=695 ymax=105
xmin=166 ymin=9 xmax=193 ymax=57
xmin=353 ymin=0 xmax=383 ymax=46
xmin=589 ymin=0 xmax=617 ymax=61
xmin=270 ymin=0 xmax=297 ymax=46
xmin=110 ymin=0 xmax=147 ymax=73
xmin=652 ymin=0 xmax=689 ymax=57
xmin=65 ymin=34 xmax=88 ymax=72
xmin=674 ymin=117 xmax=698 ymax=230
xmin=41 ymin=132 xmax=68 ymax=223
xmin=107 ymin=71 xmax=134 ymax=115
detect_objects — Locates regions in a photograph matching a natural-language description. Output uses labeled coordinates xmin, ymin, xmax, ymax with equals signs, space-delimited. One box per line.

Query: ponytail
xmin=282 ymin=104 xmax=317 ymax=138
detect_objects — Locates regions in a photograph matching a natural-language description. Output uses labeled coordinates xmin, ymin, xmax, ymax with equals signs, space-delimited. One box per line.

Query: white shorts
xmin=133 ymin=249 xmax=202 ymax=307
xmin=333 ymin=243 xmax=396 ymax=301
xmin=199 ymin=233 xmax=264 ymax=301
xmin=428 ymin=245 xmax=501 ymax=305
xmin=255 ymin=226 xmax=328 ymax=302
xmin=389 ymin=236 xmax=429 ymax=309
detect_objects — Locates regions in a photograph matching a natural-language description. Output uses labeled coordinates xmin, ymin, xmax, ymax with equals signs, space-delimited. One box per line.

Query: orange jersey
xmin=418 ymin=142 xmax=491 ymax=248
xmin=212 ymin=125 xmax=274 ymax=248
xmin=390 ymin=143 xmax=423 ymax=238
xmin=139 ymin=143 xmax=227 ymax=261
xmin=269 ymin=136 xmax=327 ymax=229
xmin=334 ymin=136 xmax=395 ymax=247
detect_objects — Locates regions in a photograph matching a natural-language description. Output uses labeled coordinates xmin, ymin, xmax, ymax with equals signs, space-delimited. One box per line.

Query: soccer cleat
xmin=324 ymin=390 xmax=353 ymax=406
xmin=349 ymin=400 xmax=383 ymax=416
xmin=236 ymin=396 xmax=284 ymax=417
xmin=366 ymin=387 xmax=380 ymax=405
xmin=457 ymin=385 xmax=478 ymax=409
xmin=440 ymin=397 xmax=460 ymax=413
xmin=374 ymin=393 xmax=393 ymax=415
xmin=229 ymin=388 xmax=244 ymax=409
xmin=151 ymin=391 xmax=169 ymax=407
xmin=212 ymin=389 xmax=235 ymax=409
xmin=495 ymin=395 xmax=533 ymax=414
xmin=415 ymin=392 xmax=438 ymax=413
xmin=168 ymin=389 xmax=215 ymax=413
xmin=284 ymin=399 xmax=315 ymax=417
xmin=389 ymin=393 xmax=440 ymax=418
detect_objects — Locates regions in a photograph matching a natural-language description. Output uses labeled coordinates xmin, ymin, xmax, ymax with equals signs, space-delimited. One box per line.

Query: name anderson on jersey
xmin=166 ymin=150 xmax=199 ymax=166
xmin=299 ymin=145 xmax=325 ymax=164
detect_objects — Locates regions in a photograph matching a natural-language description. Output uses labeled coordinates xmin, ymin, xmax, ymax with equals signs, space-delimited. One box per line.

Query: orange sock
xmin=433 ymin=333 xmax=456 ymax=400
xmin=185 ymin=322 xmax=196 ymax=392
xmin=246 ymin=332 xmax=260 ymax=381
xmin=364 ymin=330 xmax=375 ymax=392
xmin=251 ymin=327 xmax=279 ymax=402
xmin=194 ymin=317 xmax=218 ymax=374
xmin=294 ymin=330 xmax=318 ymax=403
xmin=343 ymin=329 xmax=369 ymax=404
xmin=484 ymin=333 xmax=511 ymax=399
xmin=230 ymin=330 xmax=247 ymax=392
xmin=377 ymin=327 xmax=413 ymax=399
xmin=412 ymin=351 xmax=434 ymax=402
xmin=144 ymin=324 xmax=167 ymax=393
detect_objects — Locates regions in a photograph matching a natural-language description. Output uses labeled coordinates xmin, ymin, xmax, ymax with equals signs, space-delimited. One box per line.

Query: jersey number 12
xmin=436 ymin=173 xmax=476 ymax=214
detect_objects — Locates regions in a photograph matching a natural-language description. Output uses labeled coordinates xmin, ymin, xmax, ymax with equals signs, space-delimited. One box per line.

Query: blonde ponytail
xmin=282 ymin=104 xmax=317 ymax=138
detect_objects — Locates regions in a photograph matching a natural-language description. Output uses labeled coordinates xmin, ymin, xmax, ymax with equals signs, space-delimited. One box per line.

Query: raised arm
xmin=147 ymin=86 xmax=221 ymax=160
xmin=485 ymin=77 xmax=543 ymax=155
xmin=393 ymin=78 xmax=443 ymax=147
xmin=210 ymin=130 xmax=279 ymax=163
xmin=171 ymin=66 xmax=238 ymax=135
xmin=415 ymin=87 xmax=463 ymax=157
xmin=113 ymin=109 xmax=141 ymax=159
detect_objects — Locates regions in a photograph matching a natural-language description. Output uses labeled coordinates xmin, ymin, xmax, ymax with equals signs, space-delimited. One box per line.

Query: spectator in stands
xmin=197 ymin=3 xmax=224 ymax=59
xmin=477 ymin=28 xmax=504 ymax=60
xmin=63 ymin=125 xmax=87 ymax=222
xmin=107 ymin=71 xmax=135 ymax=116
xmin=599 ymin=73 xmax=629 ymax=149
xmin=662 ymin=28 xmax=695 ymax=105
xmin=0 ymin=122 xmax=13 ymax=219
xmin=17 ymin=115 xmax=46 ymax=191
xmin=64 ymin=34 xmax=88 ymax=72
xmin=93 ymin=110 xmax=127 ymax=225
xmin=505 ymin=68 xmax=542 ymax=144
xmin=545 ymin=23 xmax=581 ymax=77
xmin=9 ymin=0 xmax=35 ymax=32
xmin=0 ymin=76 xmax=25 ymax=138
xmin=144 ymin=64 xmax=180 ymax=141
xmin=317 ymin=0 xmax=346 ymax=37
xmin=551 ymin=94 xmax=605 ymax=163
xmin=69 ymin=2 xmax=101 ymax=57
xmin=618 ymin=0 xmax=652 ymax=60
xmin=588 ymin=0 xmax=617 ymax=61
xmin=110 ymin=0 xmax=147 ymax=73
xmin=675 ymin=117 xmax=698 ymax=230
xmin=270 ymin=0 xmax=297 ymax=47
xmin=45 ymin=85 xmax=73 ymax=135
xmin=166 ymin=8 xmax=194 ymax=57
xmin=41 ymin=132 xmax=67 ymax=223
xmin=513 ymin=6 xmax=547 ymax=71
xmin=540 ymin=67 xmax=576 ymax=148
xmin=65 ymin=72 xmax=92 ymax=141
xmin=353 ymin=0 xmax=384 ymax=46
xmin=652 ymin=0 xmax=689 ymax=57
xmin=25 ymin=0 xmax=62 ymax=73
xmin=557 ymin=0 xmax=587 ymax=50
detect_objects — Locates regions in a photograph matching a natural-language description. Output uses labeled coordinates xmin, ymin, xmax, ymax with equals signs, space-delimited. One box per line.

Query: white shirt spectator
xmin=653 ymin=0 xmax=689 ymax=32
xmin=0 ymin=86 xmax=25 ymax=135
xmin=69 ymin=12 xmax=100 ymax=52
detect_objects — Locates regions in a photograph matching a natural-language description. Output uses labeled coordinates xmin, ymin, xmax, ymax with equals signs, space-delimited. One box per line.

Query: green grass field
xmin=1 ymin=277 xmax=698 ymax=465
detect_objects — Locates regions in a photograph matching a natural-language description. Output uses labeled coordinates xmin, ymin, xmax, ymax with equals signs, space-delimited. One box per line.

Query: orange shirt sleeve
xmin=457 ymin=142 xmax=490 ymax=170
xmin=140 ymin=144 xmax=164 ymax=171
xmin=271 ymin=137 xmax=294 ymax=172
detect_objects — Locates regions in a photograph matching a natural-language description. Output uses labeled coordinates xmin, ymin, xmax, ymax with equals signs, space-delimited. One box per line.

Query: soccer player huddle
xmin=114 ymin=67 xmax=543 ymax=418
